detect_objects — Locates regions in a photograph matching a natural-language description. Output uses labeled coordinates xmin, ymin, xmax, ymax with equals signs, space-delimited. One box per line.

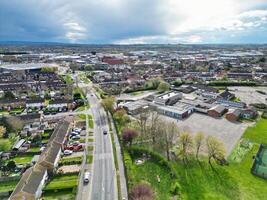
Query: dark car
xmin=103 ymin=130 xmax=108 ymax=135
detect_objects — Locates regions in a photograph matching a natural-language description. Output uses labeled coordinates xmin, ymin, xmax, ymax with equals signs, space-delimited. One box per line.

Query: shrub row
xmin=208 ymin=81 xmax=257 ymax=86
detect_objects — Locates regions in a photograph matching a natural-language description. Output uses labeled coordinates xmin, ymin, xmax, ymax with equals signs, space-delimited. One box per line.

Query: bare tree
xmin=194 ymin=132 xmax=205 ymax=160
xmin=206 ymin=136 xmax=226 ymax=166
xmin=0 ymin=126 xmax=6 ymax=138
xmin=122 ymin=128 xmax=139 ymax=146
xmin=148 ymin=111 xmax=160 ymax=149
xmin=129 ymin=183 xmax=155 ymax=200
xmin=136 ymin=110 xmax=150 ymax=139
xmin=160 ymin=121 xmax=179 ymax=161
xmin=177 ymin=131 xmax=193 ymax=164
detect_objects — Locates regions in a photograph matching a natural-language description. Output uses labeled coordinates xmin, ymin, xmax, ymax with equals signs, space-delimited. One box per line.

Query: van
xmin=84 ymin=171 xmax=90 ymax=184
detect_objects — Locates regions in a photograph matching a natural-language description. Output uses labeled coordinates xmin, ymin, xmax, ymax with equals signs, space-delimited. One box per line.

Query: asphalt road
xmin=88 ymin=92 xmax=117 ymax=200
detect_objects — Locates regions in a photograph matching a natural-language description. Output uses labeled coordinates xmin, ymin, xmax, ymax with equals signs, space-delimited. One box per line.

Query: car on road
xmin=64 ymin=150 xmax=73 ymax=155
xmin=84 ymin=171 xmax=91 ymax=184
xmin=103 ymin=130 xmax=108 ymax=135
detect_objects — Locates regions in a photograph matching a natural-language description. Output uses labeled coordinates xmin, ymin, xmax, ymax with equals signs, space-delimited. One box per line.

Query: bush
xmin=208 ymin=81 xmax=257 ymax=86
xmin=170 ymin=181 xmax=181 ymax=195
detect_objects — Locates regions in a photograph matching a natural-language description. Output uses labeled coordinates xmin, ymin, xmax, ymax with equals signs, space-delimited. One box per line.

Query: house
xmin=208 ymin=105 xmax=227 ymax=118
xmin=154 ymin=91 xmax=182 ymax=106
xmin=241 ymin=107 xmax=258 ymax=119
xmin=9 ymin=164 xmax=47 ymax=200
xmin=26 ymin=99 xmax=45 ymax=109
xmin=0 ymin=99 xmax=26 ymax=111
xmin=225 ymin=109 xmax=241 ymax=122
xmin=48 ymin=99 xmax=74 ymax=111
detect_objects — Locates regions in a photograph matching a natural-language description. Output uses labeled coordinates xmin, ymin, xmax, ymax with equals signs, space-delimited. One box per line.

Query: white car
xmin=73 ymin=128 xmax=82 ymax=132
xmin=64 ymin=150 xmax=73 ymax=155
xmin=84 ymin=171 xmax=90 ymax=184
xmin=71 ymin=135 xmax=81 ymax=140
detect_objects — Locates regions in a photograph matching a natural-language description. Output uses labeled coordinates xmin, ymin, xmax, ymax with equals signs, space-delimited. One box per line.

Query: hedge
xmin=208 ymin=81 xmax=257 ymax=86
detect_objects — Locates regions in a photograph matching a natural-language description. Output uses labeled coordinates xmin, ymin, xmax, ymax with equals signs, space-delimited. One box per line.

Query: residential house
xmin=0 ymin=99 xmax=26 ymax=111
xmin=9 ymin=164 xmax=48 ymax=200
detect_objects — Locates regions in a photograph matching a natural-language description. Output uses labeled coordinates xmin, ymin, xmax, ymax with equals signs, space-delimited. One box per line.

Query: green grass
xmin=76 ymin=106 xmax=87 ymax=112
xmin=63 ymin=74 xmax=74 ymax=84
xmin=44 ymin=174 xmax=78 ymax=190
xmin=59 ymin=156 xmax=83 ymax=165
xmin=242 ymin=118 xmax=267 ymax=144
xmin=126 ymin=157 xmax=175 ymax=200
xmin=42 ymin=190 xmax=75 ymax=200
xmin=88 ymin=114 xmax=94 ymax=129
xmin=28 ymin=147 xmax=41 ymax=153
xmin=79 ymin=72 xmax=91 ymax=84
xmin=0 ymin=180 xmax=18 ymax=192
xmin=11 ymin=155 xmax=33 ymax=164
xmin=86 ymin=154 xmax=93 ymax=164
xmin=79 ymin=138 xmax=86 ymax=143
xmin=78 ymin=113 xmax=86 ymax=119
xmin=88 ymin=138 xmax=94 ymax=142
xmin=87 ymin=146 xmax=94 ymax=152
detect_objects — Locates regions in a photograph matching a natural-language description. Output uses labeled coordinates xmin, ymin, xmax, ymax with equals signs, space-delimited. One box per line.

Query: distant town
xmin=0 ymin=43 xmax=266 ymax=200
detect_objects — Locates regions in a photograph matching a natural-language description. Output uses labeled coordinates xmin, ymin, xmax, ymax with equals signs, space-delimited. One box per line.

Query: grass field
xmin=11 ymin=155 xmax=33 ymax=164
xmin=45 ymin=174 xmax=78 ymax=190
xmin=242 ymin=118 xmax=267 ymax=144
xmin=0 ymin=180 xmax=18 ymax=193
xmin=123 ymin=118 xmax=267 ymax=200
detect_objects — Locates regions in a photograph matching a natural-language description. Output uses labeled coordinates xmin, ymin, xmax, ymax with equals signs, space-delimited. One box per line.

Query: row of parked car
xmin=64 ymin=127 xmax=84 ymax=156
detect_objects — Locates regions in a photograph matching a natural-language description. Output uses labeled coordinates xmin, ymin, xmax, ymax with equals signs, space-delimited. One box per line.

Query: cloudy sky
xmin=0 ymin=0 xmax=267 ymax=44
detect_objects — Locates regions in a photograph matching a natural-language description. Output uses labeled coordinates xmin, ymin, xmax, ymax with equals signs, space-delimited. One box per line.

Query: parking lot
xmin=160 ymin=113 xmax=253 ymax=155
xmin=229 ymin=87 xmax=267 ymax=105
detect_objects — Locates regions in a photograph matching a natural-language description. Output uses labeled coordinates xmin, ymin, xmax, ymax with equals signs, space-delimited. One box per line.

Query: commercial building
xmin=154 ymin=91 xmax=182 ymax=106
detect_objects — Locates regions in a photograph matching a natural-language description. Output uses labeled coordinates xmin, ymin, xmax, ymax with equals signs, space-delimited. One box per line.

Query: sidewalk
xmin=108 ymin=113 xmax=128 ymax=200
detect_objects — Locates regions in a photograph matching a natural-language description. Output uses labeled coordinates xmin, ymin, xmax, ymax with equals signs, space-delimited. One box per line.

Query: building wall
xmin=208 ymin=110 xmax=221 ymax=118
xmin=226 ymin=113 xmax=239 ymax=121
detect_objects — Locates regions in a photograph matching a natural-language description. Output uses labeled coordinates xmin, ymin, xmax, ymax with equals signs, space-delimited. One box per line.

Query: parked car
xmin=73 ymin=128 xmax=82 ymax=132
xmin=73 ymin=144 xmax=83 ymax=151
xmin=71 ymin=141 xmax=80 ymax=146
xmin=71 ymin=135 xmax=81 ymax=140
xmin=64 ymin=146 xmax=74 ymax=150
xmin=103 ymin=130 xmax=108 ymax=135
xmin=84 ymin=171 xmax=90 ymax=184
xmin=64 ymin=150 xmax=73 ymax=155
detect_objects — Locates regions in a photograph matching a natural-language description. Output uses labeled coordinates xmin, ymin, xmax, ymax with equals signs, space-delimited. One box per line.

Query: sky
xmin=0 ymin=0 xmax=267 ymax=44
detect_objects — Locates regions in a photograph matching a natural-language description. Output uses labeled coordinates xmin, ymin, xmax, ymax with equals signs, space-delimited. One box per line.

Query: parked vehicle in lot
xmin=70 ymin=135 xmax=81 ymax=140
xmin=73 ymin=128 xmax=82 ymax=132
xmin=71 ymin=141 xmax=80 ymax=146
xmin=70 ymin=132 xmax=80 ymax=136
xmin=65 ymin=144 xmax=83 ymax=151
xmin=84 ymin=171 xmax=90 ymax=184
xmin=64 ymin=150 xmax=73 ymax=155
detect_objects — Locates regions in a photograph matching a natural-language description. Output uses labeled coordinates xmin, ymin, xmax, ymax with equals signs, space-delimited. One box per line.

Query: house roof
xmin=226 ymin=109 xmax=241 ymax=116
xmin=10 ymin=164 xmax=47 ymax=199
xmin=209 ymin=105 xmax=226 ymax=113
xmin=219 ymin=90 xmax=234 ymax=99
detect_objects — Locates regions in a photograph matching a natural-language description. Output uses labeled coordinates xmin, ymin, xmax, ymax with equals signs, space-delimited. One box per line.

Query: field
xmin=124 ymin=118 xmax=267 ymax=200
xmin=242 ymin=118 xmax=267 ymax=144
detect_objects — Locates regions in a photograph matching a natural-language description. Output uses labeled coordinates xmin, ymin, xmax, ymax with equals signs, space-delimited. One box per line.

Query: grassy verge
xmin=59 ymin=156 xmax=83 ymax=166
xmin=86 ymin=154 xmax=93 ymax=164
xmin=88 ymin=114 xmax=94 ymax=129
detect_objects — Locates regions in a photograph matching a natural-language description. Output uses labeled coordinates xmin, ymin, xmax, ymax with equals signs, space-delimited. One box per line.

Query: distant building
xmin=217 ymin=99 xmax=246 ymax=108
xmin=154 ymin=91 xmax=182 ymax=106
xmin=225 ymin=109 xmax=241 ymax=122
xmin=155 ymin=102 xmax=194 ymax=120
xmin=208 ymin=105 xmax=227 ymax=118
